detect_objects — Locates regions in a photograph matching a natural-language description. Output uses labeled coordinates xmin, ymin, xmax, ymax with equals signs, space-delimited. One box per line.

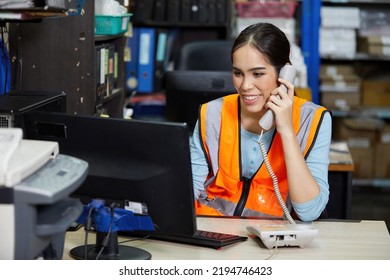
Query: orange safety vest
xmin=196 ymin=94 xmax=328 ymax=218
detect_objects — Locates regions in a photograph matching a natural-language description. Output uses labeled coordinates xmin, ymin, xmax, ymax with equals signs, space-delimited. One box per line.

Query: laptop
xmin=23 ymin=111 xmax=247 ymax=249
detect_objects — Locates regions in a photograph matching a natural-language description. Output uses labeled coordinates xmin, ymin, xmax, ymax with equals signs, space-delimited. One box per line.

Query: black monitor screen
xmin=164 ymin=70 xmax=236 ymax=132
xmin=23 ymin=112 xmax=196 ymax=236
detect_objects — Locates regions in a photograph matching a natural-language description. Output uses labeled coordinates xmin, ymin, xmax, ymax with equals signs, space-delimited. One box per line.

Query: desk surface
xmin=64 ymin=217 xmax=390 ymax=260
xmin=329 ymin=141 xmax=354 ymax=172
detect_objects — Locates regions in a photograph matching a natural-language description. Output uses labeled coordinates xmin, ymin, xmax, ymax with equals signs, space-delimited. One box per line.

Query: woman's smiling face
xmin=232 ymin=44 xmax=278 ymax=116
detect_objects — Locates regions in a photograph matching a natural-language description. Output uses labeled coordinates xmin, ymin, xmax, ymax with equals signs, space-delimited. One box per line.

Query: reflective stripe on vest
xmin=197 ymin=94 xmax=327 ymax=217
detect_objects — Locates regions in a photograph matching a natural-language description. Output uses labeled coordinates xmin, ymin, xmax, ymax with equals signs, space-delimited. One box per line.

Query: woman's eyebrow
xmin=232 ymin=66 xmax=266 ymax=71
xmin=248 ymin=66 xmax=267 ymax=71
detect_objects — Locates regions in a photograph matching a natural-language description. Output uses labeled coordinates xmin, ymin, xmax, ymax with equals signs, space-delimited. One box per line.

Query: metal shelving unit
xmin=301 ymin=0 xmax=390 ymax=104
xmin=301 ymin=1 xmax=390 ymax=189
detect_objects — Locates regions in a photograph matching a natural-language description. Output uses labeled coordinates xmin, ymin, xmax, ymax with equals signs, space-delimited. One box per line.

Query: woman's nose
xmin=240 ymin=77 xmax=254 ymax=91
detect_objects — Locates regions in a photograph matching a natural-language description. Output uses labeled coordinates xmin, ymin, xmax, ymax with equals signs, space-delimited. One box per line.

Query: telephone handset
xmin=258 ymin=65 xmax=297 ymax=131
xmin=257 ymin=65 xmax=297 ymax=224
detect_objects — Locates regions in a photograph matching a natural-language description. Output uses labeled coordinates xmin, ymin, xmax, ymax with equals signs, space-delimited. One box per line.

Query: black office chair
xmin=165 ymin=40 xmax=235 ymax=132
xmin=175 ymin=40 xmax=234 ymax=71
xmin=164 ymin=70 xmax=236 ymax=132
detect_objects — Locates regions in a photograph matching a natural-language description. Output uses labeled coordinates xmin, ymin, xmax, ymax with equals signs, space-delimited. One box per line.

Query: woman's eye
xmin=253 ymin=72 xmax=263 ymax=78
xmin=233 ymin=71 xmax=242 ymax=77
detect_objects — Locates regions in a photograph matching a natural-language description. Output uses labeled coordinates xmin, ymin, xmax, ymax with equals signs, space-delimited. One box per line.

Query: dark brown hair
xmin=231 ymin=22 xmax=291 ymax=73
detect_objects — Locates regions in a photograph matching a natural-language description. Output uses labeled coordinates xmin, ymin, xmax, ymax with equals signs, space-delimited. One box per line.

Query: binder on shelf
xmin=114 ymin=51 xmax=118 ymax=88
xmin=95 ymin=45 xmax=105 ymax=105
xmin=137 ymin=27 xmax=156 ymax=93
xmin=132 ymin=0 xmax=153 ymax=24
xmin=125 ymin=27 xmax=140 ymax=93
xmin=166 ymin=0 xmax=179 ymax=23
xmin=190 ymin=0 xmax=200 ymax=22
xmin=207 ymin=0 xmax=217 ymax=24
xmin=153 ymin=0 xmax=166 ymax=22
xmin=181 ymin=0 xmax=191 ymax=22
xmin=103 ymin=44 xmax=109 ymax=97
xmin=107 ymin=44 xmax=115 ymax=96
xmin=153 ymin=28 xmax=177 ymax=92
xmin=153 ymin=28 xmax=168 ymax=92
xmin=216 ymin=0 xmax=226 ymax=23
xmin=198 ymin=0 xmax=208 ymax=23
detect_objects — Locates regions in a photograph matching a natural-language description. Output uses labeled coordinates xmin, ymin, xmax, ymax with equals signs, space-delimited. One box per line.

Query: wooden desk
xmin=63 ymin=217 xmax=390 ymax=260
xmin=328 ymin=141 xmax=354 ymax=219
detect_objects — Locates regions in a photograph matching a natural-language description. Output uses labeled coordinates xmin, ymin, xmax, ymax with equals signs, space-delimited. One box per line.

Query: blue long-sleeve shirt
xmin=190 ymin=112 xmax=332 ymax=221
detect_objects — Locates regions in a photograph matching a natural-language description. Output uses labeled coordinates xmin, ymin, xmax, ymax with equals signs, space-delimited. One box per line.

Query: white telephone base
xmin=246 ymin=222 xmax=319 ymax=249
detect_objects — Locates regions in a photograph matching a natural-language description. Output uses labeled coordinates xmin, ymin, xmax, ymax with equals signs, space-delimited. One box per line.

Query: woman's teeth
xmin=244 ymin=95 xmax=259 ymax=101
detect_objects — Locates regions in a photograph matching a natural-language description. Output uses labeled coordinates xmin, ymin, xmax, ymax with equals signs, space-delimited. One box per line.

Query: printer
xmin=0 ymin=127 xmax=88 ymax=259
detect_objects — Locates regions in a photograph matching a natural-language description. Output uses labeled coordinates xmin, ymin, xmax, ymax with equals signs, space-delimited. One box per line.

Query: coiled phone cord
xmin=258 ymin=130 xmax=295 ymax=224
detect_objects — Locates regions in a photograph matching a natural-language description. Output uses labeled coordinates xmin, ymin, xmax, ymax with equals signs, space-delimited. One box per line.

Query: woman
xmin=190 ymin=22 xmax=332 ymax=222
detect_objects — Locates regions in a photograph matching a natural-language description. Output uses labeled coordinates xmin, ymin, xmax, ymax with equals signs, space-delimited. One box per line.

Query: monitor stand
xmin=69 ymin=231 xmax=151 ymax=260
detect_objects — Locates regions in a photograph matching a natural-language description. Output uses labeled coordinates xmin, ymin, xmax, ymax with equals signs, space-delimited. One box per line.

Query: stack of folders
xmin=0 ymin=0 xmax=66 ymax=10
xmin=0 ymin=0 xmax=67 ymax=20
xmin=95 ymin=43 xmax=118 ymax=105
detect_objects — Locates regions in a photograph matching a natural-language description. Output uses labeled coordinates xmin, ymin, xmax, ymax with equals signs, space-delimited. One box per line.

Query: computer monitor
xmin=23 ymin=111 xmax=196 ymax=238
xmin=164 ymin=70 xmax=236 ymax=132
xmin=0 ymin=90 xmax=66 ymax=128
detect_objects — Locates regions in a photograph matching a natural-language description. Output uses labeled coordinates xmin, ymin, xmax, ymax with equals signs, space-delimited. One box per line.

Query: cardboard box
xmin=374 ymin=143 xmax=390 ymax=178
xmin=349 ymin=146 xmax=375 ymax=178
xmin=320 ymin=65 xmax=361 ymax=108
xmin=321 ymin=91 xmax=360 ymax=109
xmin=332 ymin=117 xmax=383 ymax=144
xmin=358 ymin=37 xmax=390 ymax=56
xmin=321 ymin=7 xmax=361 ymax=28
xmin=361 ymin=80 xmax=390 ymax=106
xmin=374 ymin=125 xmax=390 ymax=178
xmin=366 ymin=45 xmax=390 ymax=56
xmin=332 ymin=117 xmax=385 ymax=178
xmin=320 ymin=28 xmax=356 ymax=58
xmin=320 ymin=79 xmax=360 ymax=93
xmin=320 ymin=64 xmax=357 ymax=78
xmin=364 ymin=35 xmax=390 ymax=45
